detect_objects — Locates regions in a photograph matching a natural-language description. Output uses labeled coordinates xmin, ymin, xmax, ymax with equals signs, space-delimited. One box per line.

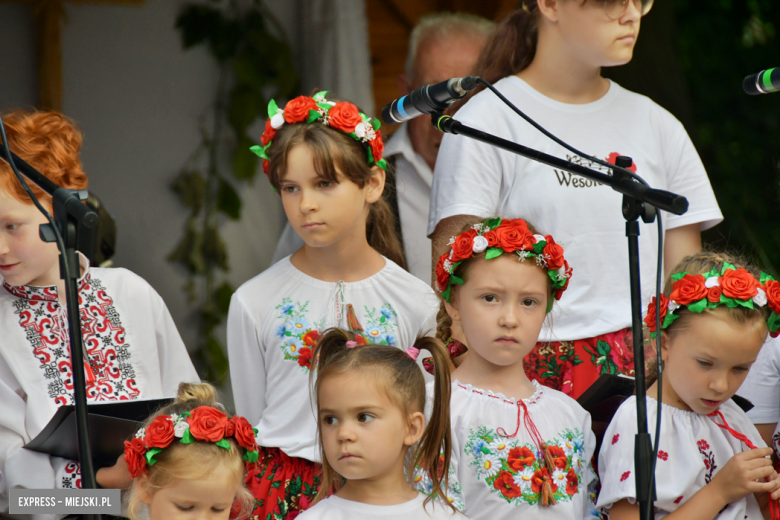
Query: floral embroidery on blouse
xmin=464 ymin=425 xmax=585 ymax=506
xmin=412 ymin=454 xmax=466 ymax=511
xmin=350 ymin=303 xmax=399 ymax=346
xmin=697 ymin=439 xmax=716 ymax=483
xmin=275 ymin=298 xmax=324 ymax=372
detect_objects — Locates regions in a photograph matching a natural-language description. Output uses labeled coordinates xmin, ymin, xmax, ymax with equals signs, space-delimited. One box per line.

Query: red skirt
xmin=523 ymin=327 xmax=656 ymax=398
xmin=245 ymin=447 xmax=323 ymax=520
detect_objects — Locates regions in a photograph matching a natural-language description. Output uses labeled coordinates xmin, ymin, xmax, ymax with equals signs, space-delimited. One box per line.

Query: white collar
xmin=384 ymin=122 xmax=434 ymax=188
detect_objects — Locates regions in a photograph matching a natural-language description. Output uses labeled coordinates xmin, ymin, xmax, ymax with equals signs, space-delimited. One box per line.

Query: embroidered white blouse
xmin=597 ymin=396 xmax=766 ymax=519
xmin=297 ymin=493 xmax=461 ymax=519
xmin=0 ymin=256 xmax=198 ymax=515
xmin=227 ymin=256 xmax=439 ymax=462
xmin=415 ymin=380 xmax=599 ymax=520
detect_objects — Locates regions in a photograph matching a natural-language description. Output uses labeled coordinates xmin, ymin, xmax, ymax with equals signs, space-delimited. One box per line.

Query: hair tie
xmin=405 ymin=346 xmax=420 ymax=361
xmin=345 ymin=341 xmax=357 ymax=349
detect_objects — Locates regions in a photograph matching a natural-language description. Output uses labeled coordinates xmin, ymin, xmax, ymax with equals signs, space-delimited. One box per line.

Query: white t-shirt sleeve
xmin=739 ymin=336 xmax=780 ymax=425
xmin=427 ymin=120 xmax=504 ymax=236
xmin=150 ymin=286 xmax=200 ymax=394
xmin=659 ymin=114 xmax=722 ymax=231
xmin=227 ymin=292 xmax=268 ymax=426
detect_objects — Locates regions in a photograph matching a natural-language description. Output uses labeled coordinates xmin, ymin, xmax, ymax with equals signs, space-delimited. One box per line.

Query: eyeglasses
xmin=603 ymin=0 xmax=654 ymax=20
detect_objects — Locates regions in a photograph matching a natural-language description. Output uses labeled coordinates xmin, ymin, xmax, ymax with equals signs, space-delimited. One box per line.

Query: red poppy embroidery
xmin=620 ymin=471 xmax=631 ymax=482
xmin=674 ymin=496 xmax=684 ymax=504
xmin=612 ymin=434 xmax=620 ymax=445
xmin=657 ymin=450 xmax=668 ymax=461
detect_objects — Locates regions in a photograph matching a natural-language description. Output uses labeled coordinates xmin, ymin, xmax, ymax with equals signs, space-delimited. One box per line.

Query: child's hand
xmin=711 ymin=448 xmax=776 ymax=504
xmin=96 ymin=454 xmax=133 ymax=490
xmin=766 ymin=468 xmax=780 ymax=501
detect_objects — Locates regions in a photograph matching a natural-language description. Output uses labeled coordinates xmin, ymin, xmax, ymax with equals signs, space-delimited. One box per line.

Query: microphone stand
xmin=432 ymin=114 xmax=682 ymax=520
xmin=0 ymin=147 xmax=102 ymax=520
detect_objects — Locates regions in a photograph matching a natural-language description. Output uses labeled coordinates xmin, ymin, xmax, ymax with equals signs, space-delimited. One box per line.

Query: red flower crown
xmin=123 ymin=406 xmax=259 ymax=478
xmin=435 ymin=217 xmax=572 ymax=308
xmin=250 ymin=91 xmax=386 ymax=177
xmin=645 ymin=263 xmax=780 ymax=338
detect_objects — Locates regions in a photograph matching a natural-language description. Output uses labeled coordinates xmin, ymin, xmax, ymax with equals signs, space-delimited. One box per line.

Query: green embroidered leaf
xmin=306 ymin=109 xmax=320 ymax=123
xmin=687 ymin=298 xmax=708 ymax=313
xmin=596 ymin=340 xmax=611 ymax=356
xmin=244 ymin=450 xmax=259 ymax=463
xmin=267 ymin=99 xmax=279 ymax=119
xmin=216 ymin=438 xmax=231 ymax=450
xmin=485 ymin=247 xmax=503 ymax=260
xmin=271 ymin=480 xmax=282 ymax=489
xmin=484 ymin=217 xmax=501 ymax=230
xmin=372 ymin=117 xmax=381 ymax=131
xmin=450 ymin=274 xmax=465 ymax=285
xmin=145 ymin=447 xmax=163 ymax=466
xmin=312 ymin=91 xmax=328 ymax=102
xmin=670 ymin=271 xmax=688 ymax=281
xmin=380 ymin=315 xmax=386 ymax=323
xmin=481 ymin=446 xmax=491 ymax=455
xmin=722 ymin=262 xmax=736 ymax=273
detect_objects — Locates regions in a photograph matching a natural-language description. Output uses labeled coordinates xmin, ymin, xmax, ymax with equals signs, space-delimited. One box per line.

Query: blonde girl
xmin=428 ymin=216 xmax=597 ymax=519
xmin=228 ymin=93 xmax=439 ymax=519
xmin=124 ymin=382 xmax=255 ymax=520
xmin=297 ymin=328 xmax=458 ymax=519
xmin=598 ymin=251 xmax=780 ymax=520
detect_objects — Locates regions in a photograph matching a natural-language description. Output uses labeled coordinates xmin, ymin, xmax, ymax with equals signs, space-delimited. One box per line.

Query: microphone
xmin=743 ymin=68 xmax=780 ymax=95
xmin=381 ymin=76 xmax=480 ymax=124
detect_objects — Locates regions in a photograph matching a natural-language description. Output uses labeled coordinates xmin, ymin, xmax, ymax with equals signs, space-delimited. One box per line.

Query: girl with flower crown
xmin=597 ymin=251 xmax=780 ymax=520
xmin=429 ymin=1 xmax=723 ymax=398
xmin=420 ymin=217 xmax=598 ymax=519
xmin=227 ymin=93 xmax=439 ymax=519
xmin=121 ymin=382 xmax=256 ymax=520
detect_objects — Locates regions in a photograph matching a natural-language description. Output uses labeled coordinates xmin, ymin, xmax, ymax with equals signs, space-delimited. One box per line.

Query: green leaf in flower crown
xmin=662 ymin=313 xmax=680 ymax=329
xmin=249 ymin=145 xmax=264 ymax=158
xmin=722 ymin=262 xmax=736 ymax=274
xmin=704 ymin=268 xmax=720 ymax=280
xmin=649 ymin=330 xmax=658 ymax=339
xmin=485 ymin=247 xmax=503 ymax=260
xmin=267 ymin=99 xmax=279 ymax=119
xmin=307 ymin=110 xmax=320 ymax=123
xmin=761 ymin=272 xmax=776 ymax=284
xmin=366 ymin=147 xmax=375 ymax=165
xmin=372 ymin=117 xmax=381 ymax=131
xmin=317 ymin=102 xmax=331 ymax=112
xmin=707 ymin=300 xmax=719 ymax=309
xmin=442 ymin=286 xmax=452 ymax=302
xmin=450 ymin=274 xmax=464 ymax=285
xmin=181 ymin=428 xmax=194 ymax=444
xmin=376 ymin=158 xmax=387 ymax=171
xmin=216 ymin=438 xmax=231 ymax=450
xmin=244 ymin=450 xmax=259 ymax=463
xmin=533 ymin=241 xmax=546 ymax=255
xmin=719 ymin=293 xmax=739 ymax=308
xmin=736 ymin=298 xmax=754 ymax=309
xmin=671 ymin=271 xmax=688 ymax=282
xmin=768 ymin=313 xmax=780 ymax=333
xmin=145 ymin=447 xmax=164 ymax=466
xmin=313 ymin=91 xmax=328 ymax=102
xmin=687 ymin=298 xmax=707 ymax=313
xmin=348 ymin=132 xmax=358 ymax=140
xmin=484 ymin=217 xmax=501 ymax=230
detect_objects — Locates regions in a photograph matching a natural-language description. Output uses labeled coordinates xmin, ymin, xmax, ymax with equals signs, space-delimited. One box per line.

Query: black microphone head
xmin=460 ymin=76 xmax=480 ymax=91
xmin=743 ymin=73 xmax=762 ymax=95
xmin=743 ymin=68 xmax=780 ymax=95
xmin=381 ymin=102 xmax=397 ymax=125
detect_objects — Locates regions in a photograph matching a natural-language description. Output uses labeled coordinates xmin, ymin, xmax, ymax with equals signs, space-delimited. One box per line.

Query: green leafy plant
xmin=169 ymin=0 xmax=297 ymax=383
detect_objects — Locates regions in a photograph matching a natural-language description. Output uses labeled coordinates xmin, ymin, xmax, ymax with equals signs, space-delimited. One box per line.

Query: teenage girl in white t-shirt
xmin=228 ymin=93 xmax=440 ymax=519
xmin=298 ymin=328 xmax=460 ymax=520
xmin=430 ymin=1 xmax=723 ymax=398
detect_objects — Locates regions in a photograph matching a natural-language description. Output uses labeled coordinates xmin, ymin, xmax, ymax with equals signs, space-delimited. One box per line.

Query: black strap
xmin=382 ymin=154 xmax=407 ymax=268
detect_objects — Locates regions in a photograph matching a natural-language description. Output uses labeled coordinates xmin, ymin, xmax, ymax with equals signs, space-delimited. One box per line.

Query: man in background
xmin=270 ymin=12 xmax=494 ymax=284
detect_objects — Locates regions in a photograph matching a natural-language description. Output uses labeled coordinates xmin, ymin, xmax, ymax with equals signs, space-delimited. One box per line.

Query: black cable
xmin=475 ymin=77 xmax=664 ymax=515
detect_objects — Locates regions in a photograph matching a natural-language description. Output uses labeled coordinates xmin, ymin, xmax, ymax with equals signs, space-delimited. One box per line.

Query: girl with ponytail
xmin=430 ymin=0 xmax=723 ymax=398
xmin=298 ymin=328 xmax=459 ymax=519
xmin=228 ymin=92 xmax=440 ymax=519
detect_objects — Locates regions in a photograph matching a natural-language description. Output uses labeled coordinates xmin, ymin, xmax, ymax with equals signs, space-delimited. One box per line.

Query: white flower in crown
xmin=444 ymin=259 xmax=454 ymax=274
xmin=472 ymin=223 xmax=486 ymax=234
xmin=473 ymin=235 xmax=489 ymax=254
xmin=448 ymin=236 xmax=456 ymax=246
xmin=533 ymin=234 xmax=546 ymax=243
xmin=557 ymin=265 xmax=568 ymax=281
xmin=354 ymin=121 xmax=376 ymax=142
xmin=174 ymin=417 xmax=189 ymax=438
xmin=517 ymin=250 xmax=531 ymax=262
xmin=754 ymin=287 xmax=768 ymax=307
xmin=168 ymin=413 xmax=180 ymax=424
xmin=705 ymin=276 xmax=720 ymax=288
xmin=270 ymin=112 xmax=285 ymax=129
xmin=668 ymin=300 xmax=680 ymax=312
xmin=535 ymin=255 xmax=547 ymax=267
xmin=135 ymin=428 xmax=146 ymax=440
